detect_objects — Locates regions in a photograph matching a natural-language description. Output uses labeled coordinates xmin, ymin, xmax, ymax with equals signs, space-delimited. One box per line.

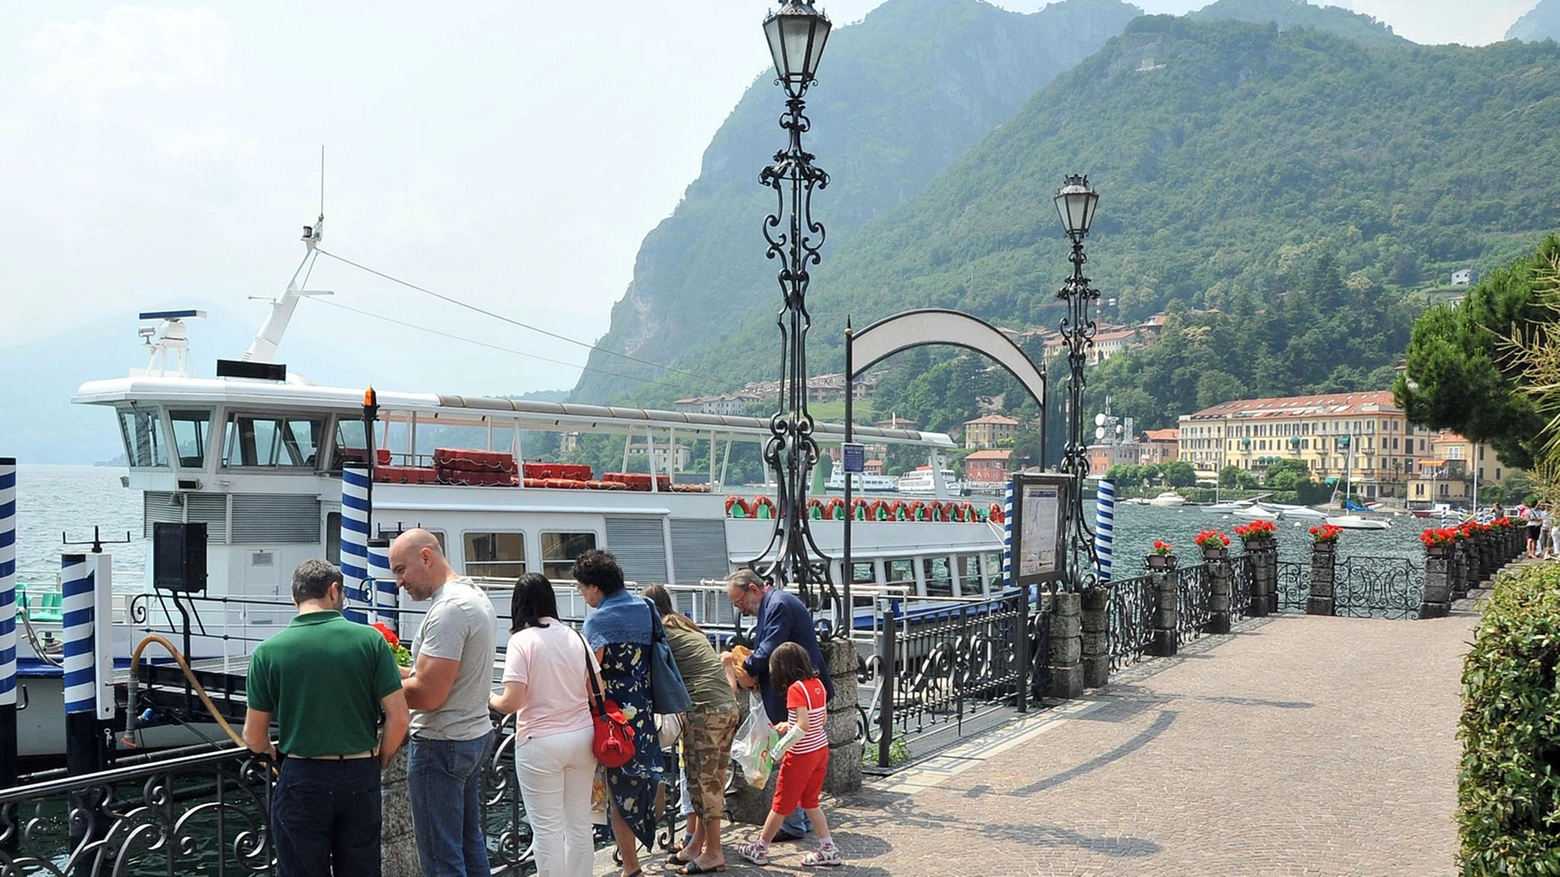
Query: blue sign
xmin=843 ymin=443 xmax=865 ymax=474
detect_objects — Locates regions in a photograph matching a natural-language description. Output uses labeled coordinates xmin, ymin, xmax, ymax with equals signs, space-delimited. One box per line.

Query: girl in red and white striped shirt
xmin=738 ymin=642 xmax=842 ymax=868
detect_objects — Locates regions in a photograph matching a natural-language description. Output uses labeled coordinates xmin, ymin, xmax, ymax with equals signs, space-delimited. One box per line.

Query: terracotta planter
xmin=1425 ymin=544 xmax=1450 ymax=558
xmin=1201 ymin=547 xmax=1229 ymax=561
xmin=1147 ymin=554 xmax=1177 ymax=570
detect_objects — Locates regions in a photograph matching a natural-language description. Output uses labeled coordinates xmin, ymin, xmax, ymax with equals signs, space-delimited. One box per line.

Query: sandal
xmin=680 ymin=863 xmax=726 ymax=875
xmin=669 ymin=850 xmax=696 ymax=867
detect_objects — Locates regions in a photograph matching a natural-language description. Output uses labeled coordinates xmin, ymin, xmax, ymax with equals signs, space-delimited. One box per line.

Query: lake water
xmin=6 ymin=465 xmax=1434 ymax=592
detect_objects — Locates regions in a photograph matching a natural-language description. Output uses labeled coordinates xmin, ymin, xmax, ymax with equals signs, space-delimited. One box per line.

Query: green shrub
xmin=1459 ymin=565 xmax=1560 ymax=874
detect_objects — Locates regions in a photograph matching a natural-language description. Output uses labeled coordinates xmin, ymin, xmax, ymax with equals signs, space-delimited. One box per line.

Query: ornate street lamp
xmin=751 ymin=1 xmax=840 ymax=626
xmin=1055 ymin=174 xmax=1102 ymax=592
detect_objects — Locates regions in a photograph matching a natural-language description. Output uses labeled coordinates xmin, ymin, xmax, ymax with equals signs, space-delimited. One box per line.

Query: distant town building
xmin=1406 ymin=430 xmax=1509 ymax=507
xmin=963 ymin=414 xmax=1019 ymax=449
xmin=1451 ymin=268 xmax=1479 ymax=286
xmin=1138 ymin=428 xmax=1180 ymax=465
xmin=1088 ymin=442 xmax=1140 ymax=478
xmin=673 ymin=392 xmax=763 ymax=415
xmin=1178 ymin=390 xmax=1420 ymax=499
xmin=963 ymin=449 xmax=1013 ymax=489
xmin=1020 ymin=315 xmax=1165 ymax=366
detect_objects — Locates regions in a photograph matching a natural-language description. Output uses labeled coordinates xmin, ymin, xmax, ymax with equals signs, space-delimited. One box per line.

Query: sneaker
xmin=803 ymin=846 xmax=843 ymax=868
xmin=738 ymin=841 xmax=770 ymax=866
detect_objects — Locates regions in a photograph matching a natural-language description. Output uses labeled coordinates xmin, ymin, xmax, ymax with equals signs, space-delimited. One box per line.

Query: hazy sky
xmin=0 ymin=0 xmax=1538 ymax=397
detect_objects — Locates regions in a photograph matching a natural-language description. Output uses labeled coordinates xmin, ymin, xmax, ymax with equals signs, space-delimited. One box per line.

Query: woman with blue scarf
xmin=576 ymin=550 xmax=662 ymax=877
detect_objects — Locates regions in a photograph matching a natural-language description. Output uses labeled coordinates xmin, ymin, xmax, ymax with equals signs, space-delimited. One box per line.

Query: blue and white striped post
xmin=1001 ymin=480 xmax=1014 ymax=591
xmin=341 ymin=462 xmax=371 ymax=624
xmin=0 ymin=457 xmax=17 ymax=788
xmin=368 ymin=538 xmax=395 ymax=633
xmin=62 ymin=552 xmax=113 ymax=774
xmin=1094 ymin=480 xmax=1115 ymax=583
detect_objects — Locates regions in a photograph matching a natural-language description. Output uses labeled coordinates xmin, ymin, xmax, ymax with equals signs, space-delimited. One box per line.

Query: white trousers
xmin=514 ymin=725 xmax=597 ymax=877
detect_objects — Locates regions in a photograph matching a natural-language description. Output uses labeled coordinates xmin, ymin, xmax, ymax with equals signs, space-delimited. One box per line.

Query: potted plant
xmin=1308 ymin=523 xmax=1343 ymax=551
xmin=1147 ymin=539 xmax=1176 ymax=570
xmin=1194 ymin=529 xmax=1231 ymax=560
xmin=1419 ymin=527 xmax=1455 ymax=557
xmin=1234 ymin=519 xmax=1278 ymax=549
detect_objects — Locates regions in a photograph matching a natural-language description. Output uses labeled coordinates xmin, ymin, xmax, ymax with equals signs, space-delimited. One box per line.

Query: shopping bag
xmin=730 ymin=693 xmax=780 ymax=788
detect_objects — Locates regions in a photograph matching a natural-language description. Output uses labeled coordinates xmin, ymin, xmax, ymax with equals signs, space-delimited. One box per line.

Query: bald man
xmin=389 ymin=529 xmax=498 ymax=877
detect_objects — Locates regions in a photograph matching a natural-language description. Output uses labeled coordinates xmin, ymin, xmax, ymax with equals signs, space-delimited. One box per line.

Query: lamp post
xmin=1054 ymin=174 xmax=1102 ymax=592
xmin=751 ymin=1 xmax=840 ymax=626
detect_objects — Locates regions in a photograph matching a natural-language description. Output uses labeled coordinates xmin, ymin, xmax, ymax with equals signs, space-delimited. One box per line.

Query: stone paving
xmin=622 ymin=600 xmax=1478 ymax=877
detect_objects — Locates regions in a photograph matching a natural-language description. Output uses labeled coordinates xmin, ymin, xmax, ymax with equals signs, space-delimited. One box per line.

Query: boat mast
xmin=244 ymin=155 xmax=333 ymax=363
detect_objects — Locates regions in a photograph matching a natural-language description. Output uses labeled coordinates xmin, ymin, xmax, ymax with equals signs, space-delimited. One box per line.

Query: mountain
xmin=649 ymin=15 xmax=1560 ymax=430
xmin=1188 ymin=0 xmax=1406 ymax=47
xmin=570 ymin=0 xmax=1142 ymax=404
xmin=1507 ymin=0 xmax=1560 ymax=42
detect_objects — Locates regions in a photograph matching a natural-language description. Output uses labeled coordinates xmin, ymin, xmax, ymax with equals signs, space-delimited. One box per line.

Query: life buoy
xmin=867 ymin=498 xmax=888 ymax=521
xmin=806 ymin=497 xmax=823 ymax=519
xmin=726 ymin=495 xmax=752 ymax=518
xmin=905 ymin=500 xmax=925 ymax=521
xmin=824 ymin=496 xmax=846 ymax=520
xmin=752 ymin=495 xmax=777 ymax=519
xmin=940 ymin=501 xmax=959 ymax=522
xmin=958 ymin=502 xmax=974 ymax=522
xmin=851 ymin=497 xmax=870 ymax=520
xmin=989 ymin=503 xmax=1005 ymax=524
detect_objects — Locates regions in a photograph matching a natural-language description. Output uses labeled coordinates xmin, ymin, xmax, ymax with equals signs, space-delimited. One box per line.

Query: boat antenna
xmin=241 ymin=151 xmax=333 ymax=362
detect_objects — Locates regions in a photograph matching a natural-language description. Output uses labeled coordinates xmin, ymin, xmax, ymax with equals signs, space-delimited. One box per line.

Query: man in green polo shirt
xmin=244 ymin=559 xmax=409 ymax=877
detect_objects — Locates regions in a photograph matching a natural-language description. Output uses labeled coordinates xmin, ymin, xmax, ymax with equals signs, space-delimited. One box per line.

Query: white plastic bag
xmin=730 ymin=693 xmax=780 ymax=788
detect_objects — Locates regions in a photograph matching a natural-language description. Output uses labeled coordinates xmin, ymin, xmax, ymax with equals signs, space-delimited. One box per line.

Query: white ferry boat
xmin=824 ymin=470 xmax=898 ymax=492
xmin=896 ymin=466 xmax=966 ymax=497
xmin=8 ymin=229 xmax=1008 ymax=757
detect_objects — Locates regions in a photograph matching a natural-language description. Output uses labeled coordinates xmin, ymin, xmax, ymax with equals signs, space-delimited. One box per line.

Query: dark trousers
xmin=273 ymin=757 xmax=383 ymax=877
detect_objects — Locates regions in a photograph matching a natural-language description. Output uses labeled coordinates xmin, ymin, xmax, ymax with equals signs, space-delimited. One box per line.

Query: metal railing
xmin=1332 ymin=556 xmax=1422 ymax=620
xmin=1276 ymin=560 xmax=1310 ymax=613
xmin=1105 ymin=573 xmax=1155 ymax=672
xmin=1175 ymin=564 xmax=1211 ymax=646
xmin=1231 ymin=554 xmax=1254 ymax=622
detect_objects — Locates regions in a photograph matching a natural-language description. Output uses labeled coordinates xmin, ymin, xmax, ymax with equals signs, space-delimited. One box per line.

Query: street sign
xmin=843 ymin=442 xmax=866 ymax=474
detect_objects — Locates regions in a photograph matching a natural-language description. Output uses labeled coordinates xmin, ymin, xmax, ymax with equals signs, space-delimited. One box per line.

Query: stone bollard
xmin=1420 ymin=551 xmax=1452 ymax=618
xmin=1149 ymin=561 xmax=1178 ymax=658
xmin=1450 ymin=543 xmax=1468 ymax=601
xmin=1048 ymin=592 xmax=1084 ymax=699
xmin=1081 ymin=587 xmax=1110 ymax=688
xmin=1240 ymin=543 xmax=1266 ymax=617
xmin=1204 ymin=551 xmax=1232 ymax=635
xmin=1307 ymin=542 xmax=1336 ymax=616
xmin=1461 ymin=541 xmax=1479 ymax=597
xmin=821 ymin=638 xmax=863 ymax=796
xmin=381 ymin=748 xmax=419 ymax=877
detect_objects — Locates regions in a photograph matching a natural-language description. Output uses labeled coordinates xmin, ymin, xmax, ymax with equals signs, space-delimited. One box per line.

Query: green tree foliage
xmin=1219 ymin=465 xmax=1258 ymax=489
xmin=1396 ymin=236 xmax=1560 ymax=469
xmin=1263 ymin=458 xmax=1329 ymax=503
xmin=1161 ymin=460 xmax=1197 ymax=487
xmin=1458 ymin=564 xmax=1560 ymax=873
xmin=1188 ymin=0 xmax=1405 ymax=47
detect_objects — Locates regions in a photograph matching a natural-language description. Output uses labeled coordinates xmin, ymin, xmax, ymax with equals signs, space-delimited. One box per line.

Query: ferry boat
xmin=824 ymin=471 xmax=898 ymax=492
xmin=8 ymin=226 xmax=1008 ymax=757
xmin=896 ymin=466 xmax=966 ymax=497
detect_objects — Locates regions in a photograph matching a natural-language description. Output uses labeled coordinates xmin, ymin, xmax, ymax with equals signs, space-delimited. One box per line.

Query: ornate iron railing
xmin=1333 ymin=557 xmax=1423 ymax=620
xmin=1276 ymin=560 xmax=1309 ymax=613
xmin=1230 ymin=554 xmax=1254 ymax=622
xmin=0 ymin=748 xmax=273 ymax=877
xmin=1105 ymin=573 xmax=1155 ymax=672
xmin=1175 ymin=563 xmax=1211 ymax=645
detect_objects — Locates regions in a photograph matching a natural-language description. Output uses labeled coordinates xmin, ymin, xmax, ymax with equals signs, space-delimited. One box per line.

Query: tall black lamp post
xmin=751 ymin=1 xmax=840 ymax=626
xmin=1055 ymin=174 xmax=1102 ymax=592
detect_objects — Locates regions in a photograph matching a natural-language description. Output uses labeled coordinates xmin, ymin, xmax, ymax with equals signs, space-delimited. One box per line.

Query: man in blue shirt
xmin=723 ymin=568 xmax=834 ymax=841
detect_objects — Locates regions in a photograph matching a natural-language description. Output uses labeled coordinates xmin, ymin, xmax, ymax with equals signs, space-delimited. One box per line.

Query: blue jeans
xmin=408 ymin=733 xmax=492 ymax=877
xmin=783 ymin=806 xmax=812 ymax=836
xmin=272 ymin=757 xmax=382 ymax=877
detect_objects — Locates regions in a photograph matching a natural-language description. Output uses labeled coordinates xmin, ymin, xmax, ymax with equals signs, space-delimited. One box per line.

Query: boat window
xmin=541 ymin=531 xmax=597 ymax=579
xmin=982 ymin=552 xmax=1002 ymax=589
xmin=333 ymin=419 xmax=369 ymax=469
xmin=849 ymin=561 xmax=876 ymax=584
xmin=222 ymin=414 xmax=325 ymax=468
xmin=464 ymin=532 xmax=526 ymax=580
xmin=923 ymin=557 xmax=953 ymax=597
xmin=325 ymin=512 xmax=342 ymax=564
xmin=956 ymin=555 xmax=981 ymax=596
xmin=119 ymin=408 xmax=169 ymax=468
xmin=885 ymin=558 xmax=915 ymax=591
xmin=168 ymin=410 xmax=211 ymax=469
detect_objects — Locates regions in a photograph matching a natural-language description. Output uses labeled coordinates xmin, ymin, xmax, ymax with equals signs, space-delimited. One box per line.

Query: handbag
xmin=574 ymin=629 xmax=635 ymax=768
xmin=644 ymin=598 xmax=693 ymax=714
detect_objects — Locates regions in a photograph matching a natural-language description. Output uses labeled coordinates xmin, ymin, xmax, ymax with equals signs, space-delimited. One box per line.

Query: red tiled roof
xmin=965 ymin=449 xmax=1013 ymax=461
xmin=1186 ymin=391 xmax=1399 ymax=420
xmin=1143 ymin=428 xmax=1179 ymax=442
xmin=965 ymin=415 xmax=1019 ymax=425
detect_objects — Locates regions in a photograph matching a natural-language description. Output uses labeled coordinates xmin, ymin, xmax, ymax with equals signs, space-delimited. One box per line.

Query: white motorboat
xmin=1232 ymin=502 xmax=1280 ymax=520
xmin=1202 ymin=500 xmax=1249 ymax=514
xmin=1268 ymin=503 xmax=1328 ymax=520
xmin=897 ymin=466 xmax=966 ymax=497
xmin=1147 ymin=491 xmax=1186 ymax=507
xmin=1324 ymin=515 xmax=1392 ymax=530
xmin=825 ymin=471 xmax=898 ymax=492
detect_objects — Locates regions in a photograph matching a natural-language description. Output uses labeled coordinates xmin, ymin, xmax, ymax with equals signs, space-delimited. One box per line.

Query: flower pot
xmin=1200 ymin=547 xmax=1229 ymax=561
xmin=1425 ymin=544 xmax=1449 ymax=558
xmin=1147 ymin=554 xmax=1176 ymax=570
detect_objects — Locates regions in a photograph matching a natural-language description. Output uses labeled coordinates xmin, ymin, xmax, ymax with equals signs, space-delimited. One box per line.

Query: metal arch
xmin=847 ymin=308 xmax=1046 ymax=409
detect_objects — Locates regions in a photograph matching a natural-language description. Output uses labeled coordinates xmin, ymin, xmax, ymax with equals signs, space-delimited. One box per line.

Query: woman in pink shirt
xmin=490 ymin=573 xmax=601 ymax=876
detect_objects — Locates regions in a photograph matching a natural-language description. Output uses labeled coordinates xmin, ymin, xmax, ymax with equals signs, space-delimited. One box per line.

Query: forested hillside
xmin=1188 ymin=0 xmax=1405 ymax=46
xmin=570 ymin=0 xmax=1141 ymax=402
xmin=655 ymin=16 xmax=1560 ymax=441
xmin=1507 ymin=0 xmax=1560 ymax=42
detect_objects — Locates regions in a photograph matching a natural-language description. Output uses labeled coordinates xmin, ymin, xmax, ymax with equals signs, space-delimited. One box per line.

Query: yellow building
xmin=1178 ymin=390 xmax=1421 ymax=499
xmin=963 ymin=414 xmax=1019 ymax=450
xmin=1406 ymin=431 xmax=1510 ymax=508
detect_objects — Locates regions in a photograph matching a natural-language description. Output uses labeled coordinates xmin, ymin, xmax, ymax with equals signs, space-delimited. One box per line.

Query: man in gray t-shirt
xmin=391 ymin=529 xmax=498 ymax=877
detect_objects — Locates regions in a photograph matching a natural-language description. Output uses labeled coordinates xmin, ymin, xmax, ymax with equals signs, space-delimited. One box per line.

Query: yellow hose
xmin=123 ymin=634 xmax=245 ymax=748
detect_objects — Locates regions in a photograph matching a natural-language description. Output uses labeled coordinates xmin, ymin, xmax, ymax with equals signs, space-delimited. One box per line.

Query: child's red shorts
xmin=771 ymin=745 xmax=830 ymax=814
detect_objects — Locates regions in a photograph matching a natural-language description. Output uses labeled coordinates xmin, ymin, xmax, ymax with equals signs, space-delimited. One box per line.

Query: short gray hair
xmin=727 ymin=569 xmax=766 ymax=592
xmin=293 ymin=559 xmax=342 ymax=603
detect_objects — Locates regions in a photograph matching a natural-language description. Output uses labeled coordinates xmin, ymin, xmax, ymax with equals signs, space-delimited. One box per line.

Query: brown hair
xmin=640 ymin=583 xmax=704 ymax=635
xmin=768 ymin=641 xmax=817 ymax=694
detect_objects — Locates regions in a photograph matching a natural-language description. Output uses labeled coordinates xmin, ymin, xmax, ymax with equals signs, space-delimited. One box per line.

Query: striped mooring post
xmin=1002 ymin=480 xmax=1014 ymax=591
xmin=62 ymin=551 xmax=114 ymax=775
xmin=341 ymin=462 xmax=371 ymax=624
xmin=1094 ymin=480 xmax=1115 ymax=583
xmin=0 ymin=457 xmax=17 ymax=788
xmin=368 ymin=537 xmax=395 ymax=633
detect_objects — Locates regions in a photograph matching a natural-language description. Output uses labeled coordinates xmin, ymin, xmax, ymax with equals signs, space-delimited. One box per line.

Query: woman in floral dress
xmin=576 ymin=550 xmax=662 ymax=877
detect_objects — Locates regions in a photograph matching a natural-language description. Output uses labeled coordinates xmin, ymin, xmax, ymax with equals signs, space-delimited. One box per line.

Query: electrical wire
xmin=315 ymin=248 xmax=719 ymax=384
xmin=306 ymin=297 xmax=690 ymax=390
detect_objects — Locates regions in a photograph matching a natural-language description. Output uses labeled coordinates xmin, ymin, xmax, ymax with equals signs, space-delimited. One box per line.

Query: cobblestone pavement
xmin=624 ymin=603 xmax=1478 ymax=877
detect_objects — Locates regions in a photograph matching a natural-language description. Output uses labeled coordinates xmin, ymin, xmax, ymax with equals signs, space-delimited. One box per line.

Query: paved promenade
xmin=655 ymin=603 xmax=1477 ymax=876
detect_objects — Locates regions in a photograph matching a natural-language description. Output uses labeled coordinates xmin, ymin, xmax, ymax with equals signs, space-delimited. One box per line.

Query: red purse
xmin=576 ymin=630 xmax=635 ymax=768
